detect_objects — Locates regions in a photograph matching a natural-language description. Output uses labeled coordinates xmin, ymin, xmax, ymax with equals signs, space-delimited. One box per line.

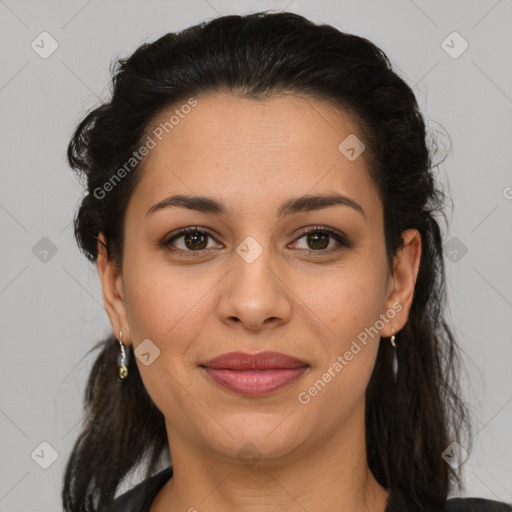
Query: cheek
xmin=305 ymin=259 xmax=387 ymax=337
xmin=294 ymin=270 xmax=384 ymax=417
xmin=121 ymin=259 xmax=212 ymax=413
xmin=295 ymin=257 xmax=387 ymax=394
xmin=123 ymin=252 xmax=210 ymax=341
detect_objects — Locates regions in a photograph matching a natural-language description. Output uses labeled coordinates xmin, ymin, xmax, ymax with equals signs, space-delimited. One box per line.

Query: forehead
xmin=128 ymin=93 xmax=380 ymax=220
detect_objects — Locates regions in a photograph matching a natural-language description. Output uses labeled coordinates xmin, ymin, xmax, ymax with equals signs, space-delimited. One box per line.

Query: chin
xmin=202 ymin=413 xmax=311 ymax=465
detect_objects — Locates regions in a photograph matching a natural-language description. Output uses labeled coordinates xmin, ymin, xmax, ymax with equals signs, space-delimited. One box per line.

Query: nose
xmin=217 ymin=243 xmax=292 ymax=332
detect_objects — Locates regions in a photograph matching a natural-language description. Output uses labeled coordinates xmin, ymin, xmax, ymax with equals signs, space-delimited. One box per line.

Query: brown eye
xmin=164 ymin=227 xmax=222 ymax=256
xmin=306 ymin=232 xmax=330 ymax=250
xmin=293 ymin=227 xmax=350 ymax=253
xmin=182 ymin=231 xmax=208 ymax=250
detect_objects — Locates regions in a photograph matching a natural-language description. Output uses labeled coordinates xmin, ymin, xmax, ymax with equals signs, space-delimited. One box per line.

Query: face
xmin=98 ymin=93 xmax=420 ymax=466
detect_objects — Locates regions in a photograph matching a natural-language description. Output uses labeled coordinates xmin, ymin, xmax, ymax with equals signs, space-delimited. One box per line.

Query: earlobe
xmin=96 ymin=233 xmax=131 ymax=344
xmin=383 ymin=229 xmax=422 ymax=336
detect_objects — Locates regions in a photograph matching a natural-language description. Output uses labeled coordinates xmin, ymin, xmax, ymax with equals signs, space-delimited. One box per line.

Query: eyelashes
xmin=163 ymin=227 xmax=221 ymax=255
xmin=291 ymin=227 xmax=350 ymax=252
xmin=162 ymin=225 xmax=351 ymax=258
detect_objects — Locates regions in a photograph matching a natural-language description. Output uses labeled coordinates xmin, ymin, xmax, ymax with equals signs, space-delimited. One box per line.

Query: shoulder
xmin=387 ymin=492 xmax=511 ymax=512
xmin=443 ymin=497 xmax=512 ymax=511
xmin=105 ymin=466 xmax=174 ymax=512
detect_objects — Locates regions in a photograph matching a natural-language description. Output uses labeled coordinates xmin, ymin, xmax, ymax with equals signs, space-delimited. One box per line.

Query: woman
xmin=61 ymin=11 xmax=511 ymax=512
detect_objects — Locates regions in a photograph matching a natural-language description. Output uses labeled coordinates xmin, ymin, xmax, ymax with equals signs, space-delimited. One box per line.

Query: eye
xmin=291 ymin=226 xmax=350 ymax=253
xmin=163 ymin=227 xmax=222 ymax=256
xmin=162 ymin=225 xmax=350 ymax=258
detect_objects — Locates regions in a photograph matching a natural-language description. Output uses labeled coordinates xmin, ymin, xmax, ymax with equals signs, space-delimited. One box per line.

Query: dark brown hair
xmin=62 ymin=11 xmax=472 ymax=512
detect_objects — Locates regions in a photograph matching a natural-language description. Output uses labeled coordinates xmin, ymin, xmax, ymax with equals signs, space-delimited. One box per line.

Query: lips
xmin=199 ymin=351 xmax=309 ymax=396
xmin=201 ymin=351 xmax=308 ymax=370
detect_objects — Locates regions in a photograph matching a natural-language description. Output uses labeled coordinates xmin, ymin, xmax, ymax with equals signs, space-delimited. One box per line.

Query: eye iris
xmin=185 ymin=232 xmax=208 ymax=250
xmin=176 ymin=230 xmax=336 ymax=252
xmin=308 ymin=232 xmax=329 ymax=250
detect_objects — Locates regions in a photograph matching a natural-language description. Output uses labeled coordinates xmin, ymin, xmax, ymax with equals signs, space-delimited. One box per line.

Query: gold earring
xmin=390 ymin=326 xmax=396 ymax=347
xmin=116 ymin=331 xmax=129 ymax=381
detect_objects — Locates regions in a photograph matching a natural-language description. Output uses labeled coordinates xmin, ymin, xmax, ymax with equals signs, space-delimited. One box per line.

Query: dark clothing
xmin=107 ymin=466 xmax=511 ymax=512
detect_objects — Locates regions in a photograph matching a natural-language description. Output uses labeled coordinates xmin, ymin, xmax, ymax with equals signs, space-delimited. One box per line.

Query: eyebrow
xmin=146 ymin=193 xmax=365 ymax=219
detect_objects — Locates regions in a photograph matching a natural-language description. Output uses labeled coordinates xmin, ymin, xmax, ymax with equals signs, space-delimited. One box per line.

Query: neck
xmin=151 ymin=408 xmax=390 ymax=512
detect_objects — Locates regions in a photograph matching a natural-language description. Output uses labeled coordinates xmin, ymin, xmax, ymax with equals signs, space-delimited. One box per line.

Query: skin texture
xmin=97 ymin=93 xmax=421 ymax=512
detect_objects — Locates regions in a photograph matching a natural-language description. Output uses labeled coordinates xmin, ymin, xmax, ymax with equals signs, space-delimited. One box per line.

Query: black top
xmin=107 ymin=466 xmax=511 ymax=512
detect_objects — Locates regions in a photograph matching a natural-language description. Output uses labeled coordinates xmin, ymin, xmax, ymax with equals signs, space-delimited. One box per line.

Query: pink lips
xmin=200 ymin=351 xmax=309 ymax=396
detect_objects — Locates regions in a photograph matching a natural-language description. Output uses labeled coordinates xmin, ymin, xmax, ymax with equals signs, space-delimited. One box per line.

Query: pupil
xmin=182 ymin=232 xmax=329 ymax=251
xmin=185 ymin=232 xmax=207 ymax=250
xmin=308 ymin=232 xmax=328 ymax=250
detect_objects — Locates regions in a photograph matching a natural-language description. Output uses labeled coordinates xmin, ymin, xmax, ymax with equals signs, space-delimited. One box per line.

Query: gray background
xmin=1 ymin=0 xmax=511 ymax=510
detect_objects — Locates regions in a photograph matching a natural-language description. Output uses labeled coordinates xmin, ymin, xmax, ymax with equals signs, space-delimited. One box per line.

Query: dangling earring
xmin=390 ymin=326 xmax=398 ymax=382
xmin=116 ymin=331 xmax=129 ymax=381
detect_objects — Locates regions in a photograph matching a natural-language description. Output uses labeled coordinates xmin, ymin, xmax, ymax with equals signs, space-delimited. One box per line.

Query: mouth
xmin=199 ymin=351 xmax=309 ymax=397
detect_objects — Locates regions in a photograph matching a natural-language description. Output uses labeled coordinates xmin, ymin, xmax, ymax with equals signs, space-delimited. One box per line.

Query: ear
xmin=381 ymin=229 xmax=422 ymax=337
xmin=96 ymin=232 xmax=131 ymax=345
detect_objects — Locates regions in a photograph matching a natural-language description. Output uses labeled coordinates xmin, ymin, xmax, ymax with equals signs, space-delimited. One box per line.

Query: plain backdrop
xmin=0 ymin=0 xmax=511 ymax=510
